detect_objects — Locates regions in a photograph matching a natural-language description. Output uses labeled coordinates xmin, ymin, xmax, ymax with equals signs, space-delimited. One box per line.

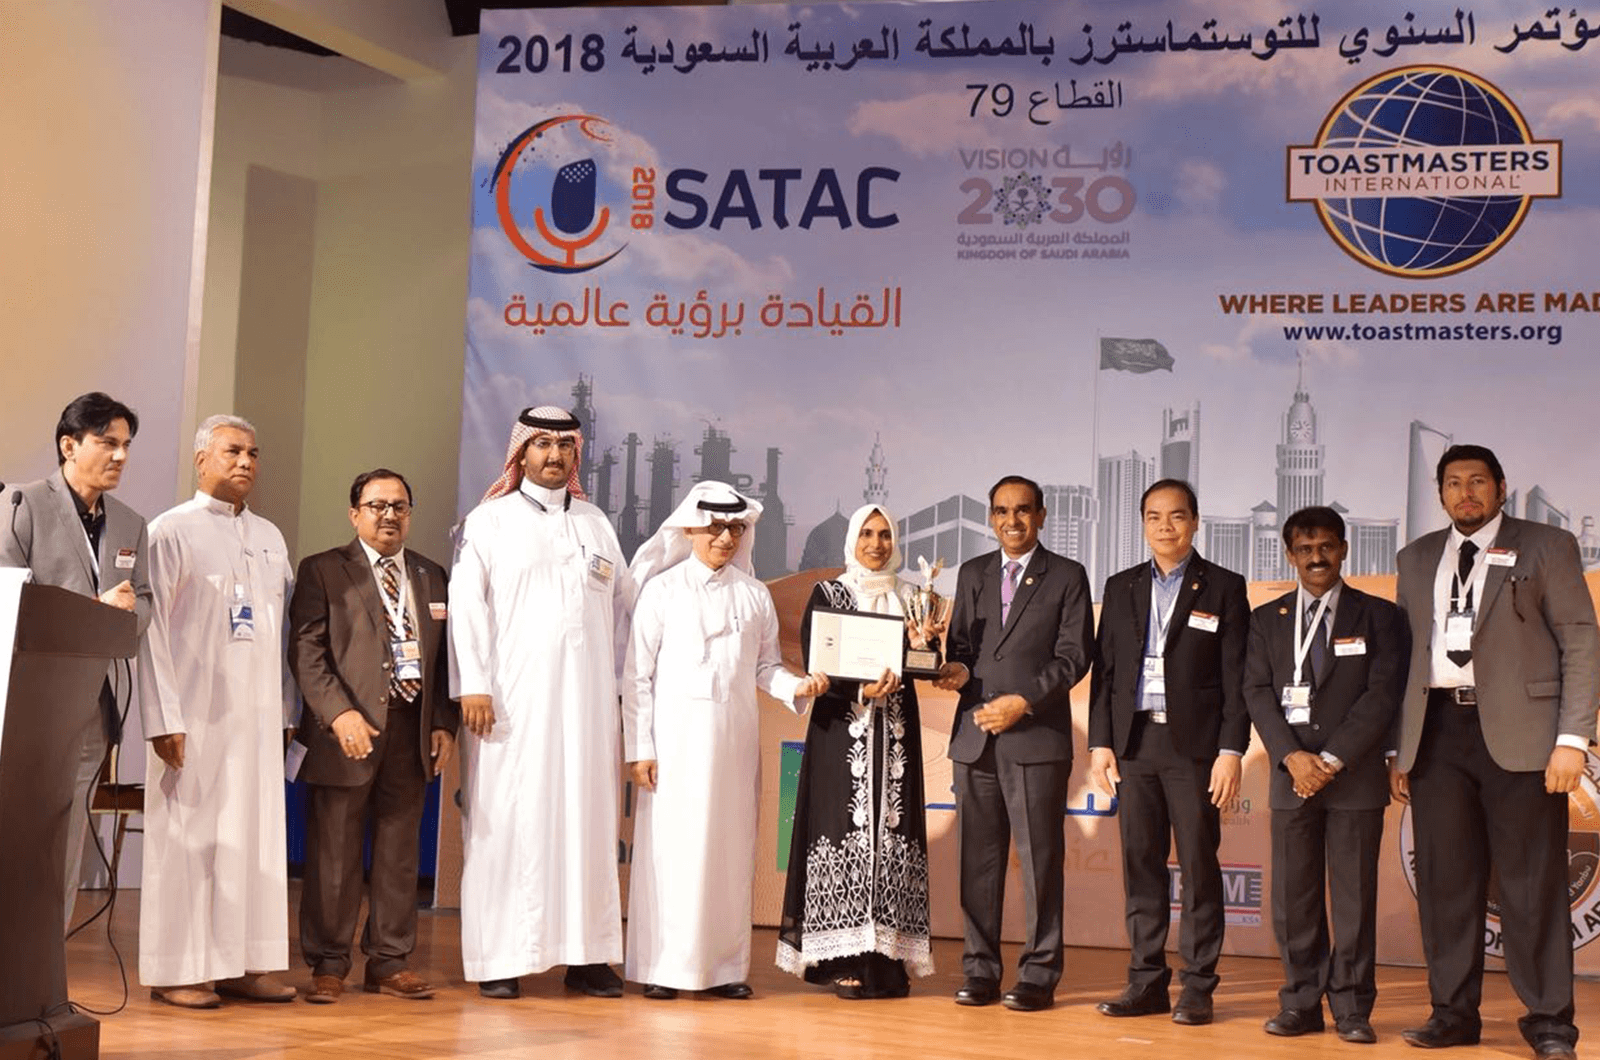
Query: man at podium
xmin=0 ymin=391 xmax=151 ymax=930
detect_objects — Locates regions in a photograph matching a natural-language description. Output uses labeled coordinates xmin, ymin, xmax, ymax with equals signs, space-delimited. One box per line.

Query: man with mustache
xmin=1392 ymin=445 xmax=1597 ymax=1060
xmin=0 ymin=392 xmax=150 ymax=931
xmin=289 ymin=469 xmax=458 ymax=1003
xmin=1243 ymin=505 xmax=1406 ymax=1043
xmin=449 ymin=406 xmax=632 ymax=1000
xmin=139 ymin=415 xmax=297 ymax=1008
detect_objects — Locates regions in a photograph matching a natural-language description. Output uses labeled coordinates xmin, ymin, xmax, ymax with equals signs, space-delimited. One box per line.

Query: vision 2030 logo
xmin=491 ymin=111 xmax=903 ymax=274
xmin=1287 ymin=65 xmax=1561 ymax=278
xmin=1398 ymin=749 xmax=1600 ymax=956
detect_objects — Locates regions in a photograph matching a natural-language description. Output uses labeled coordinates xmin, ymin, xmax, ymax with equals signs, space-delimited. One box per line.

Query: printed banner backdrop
xmin=461 ymin=0 xmax=1600 ymax=970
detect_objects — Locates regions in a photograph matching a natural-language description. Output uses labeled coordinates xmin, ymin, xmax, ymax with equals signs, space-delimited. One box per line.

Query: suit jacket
xmin=1089 ymin=552 xmax=1250 ymax=761
xmin=1394 ymin=515 xmax=1599 ymax=773
xmin=289 ymin=539 xmax=457 ymax=786
xmin=944 ymin=546 xmax=1094 ymax=765
xmin=0 ymin=474 xmax=151 ymax=741
xmin=1243 ymin=584 xmax=1407 ymax=810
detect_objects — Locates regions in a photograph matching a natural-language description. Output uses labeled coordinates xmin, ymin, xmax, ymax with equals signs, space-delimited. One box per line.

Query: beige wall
xmin=200 ymin=39 xmax=475 ymax=561
xmin=0 ymin=0 xmax=220 ymax=516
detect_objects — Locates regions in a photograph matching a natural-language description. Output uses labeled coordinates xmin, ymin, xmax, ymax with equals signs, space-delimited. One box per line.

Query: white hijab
xmin=838 ymin=503 xmax=904 ymax=616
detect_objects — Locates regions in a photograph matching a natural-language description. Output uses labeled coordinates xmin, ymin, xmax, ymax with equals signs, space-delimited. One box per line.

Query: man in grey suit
xmin=1393 ymin=444 xmax=1597 ymax=1060
xmin=933 ymin=475 xmax=1094 ymax=1012
xmin=0 ymin=392 xmax=151 ymax=930
xmin=289 ymin=469 xmax=457 ymax=1004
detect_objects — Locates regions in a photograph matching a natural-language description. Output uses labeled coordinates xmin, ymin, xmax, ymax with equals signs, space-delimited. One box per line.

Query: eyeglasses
xmin=358 ymin=500 xmax=412 ymax=516
xmin=697 ymin=520 xmax=747 ymax=539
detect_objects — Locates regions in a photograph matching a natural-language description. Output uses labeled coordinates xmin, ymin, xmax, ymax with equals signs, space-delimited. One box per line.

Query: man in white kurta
xmin=139 ymin=416 xmax=296 ymax=1008
xmin=449 ymin=406 xmax=632 ymax=999
xmin=623 ymin=483 xmax=828 ymax=998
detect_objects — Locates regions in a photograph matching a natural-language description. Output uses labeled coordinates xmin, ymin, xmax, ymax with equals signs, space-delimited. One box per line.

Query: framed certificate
xmin=808 ymin=607 xmax=904 ymax=682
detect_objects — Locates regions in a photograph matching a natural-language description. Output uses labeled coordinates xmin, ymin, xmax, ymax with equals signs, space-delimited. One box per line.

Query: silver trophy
xmin=901 ymin=556 xmax=952 ymax=677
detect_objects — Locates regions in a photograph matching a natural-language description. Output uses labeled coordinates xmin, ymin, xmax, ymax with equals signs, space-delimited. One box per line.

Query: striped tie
xmin=379 ymin=557 xmax=421 ymax=703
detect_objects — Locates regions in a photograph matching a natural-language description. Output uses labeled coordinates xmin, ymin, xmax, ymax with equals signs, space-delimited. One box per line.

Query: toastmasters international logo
xmin=491 ymin=113 xmax=627 ymax=274
xmin=1287 ymin=66 xmax=1561 ymax=278
xmin=1399 ymin=749 xmax=1600 ymax=957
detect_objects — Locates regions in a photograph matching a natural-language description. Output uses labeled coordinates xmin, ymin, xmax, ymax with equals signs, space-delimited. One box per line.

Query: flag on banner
xmin=1100 ymin=337 xmax=1174 ymax=373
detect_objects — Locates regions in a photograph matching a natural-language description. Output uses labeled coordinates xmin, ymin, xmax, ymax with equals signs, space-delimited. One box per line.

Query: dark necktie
xmin=1447 ymin=540 xmax=1478 ymax=668
xmin=379 ymin=557 xmax=421 ymax=703
xmin=1306 ymin=600 xmax=1328 ymax=682
xmin=1000 ymin=561 xmax=1021 ymax=625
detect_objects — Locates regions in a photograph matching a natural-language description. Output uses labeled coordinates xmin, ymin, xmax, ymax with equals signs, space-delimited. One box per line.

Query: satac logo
xmin=491 ymin=114 xmax=627 ymax=274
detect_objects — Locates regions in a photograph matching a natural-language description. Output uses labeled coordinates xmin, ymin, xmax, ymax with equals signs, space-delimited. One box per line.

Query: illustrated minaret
xmin=647 ymin=437 xmax=679 ymax=537
xmin=570 ymin=373 xmax=597 ymax=498
xmin=863 ymin=433 xmax=888 ymax=505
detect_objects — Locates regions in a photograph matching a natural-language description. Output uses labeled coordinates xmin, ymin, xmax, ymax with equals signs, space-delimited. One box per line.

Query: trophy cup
xmin=901 ymin=556 xmax=953 ymax=678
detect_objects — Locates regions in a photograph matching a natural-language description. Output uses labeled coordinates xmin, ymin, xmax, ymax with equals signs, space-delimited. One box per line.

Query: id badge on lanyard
xmin=392 ymin=638 xmax=422 ymax=680
xmin=229 ymin=581 xmax=255 ymax=640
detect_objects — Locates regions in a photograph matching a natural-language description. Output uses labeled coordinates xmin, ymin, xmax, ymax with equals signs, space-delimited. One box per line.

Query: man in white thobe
xmin=449 ymin=406 xmax=631 ymax=1000
xmin=623 ymin=482 xmax=829 ymax=999
xmin=139 ymin=415 xmax=296 ymax=1008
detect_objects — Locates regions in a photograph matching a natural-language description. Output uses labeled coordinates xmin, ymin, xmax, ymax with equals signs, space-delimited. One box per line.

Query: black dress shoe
xmin=954 ymin=977 xmax=1001 ymax=1006
xmin=478 ymin=978 xmax=520 ymax=999
xmin=1401 ymin=1018 xmax=1481 ymax=1048
xmin=563 ymin=964 xmax=624 ymax=998
xmin=1096 ymin=986 xmax=1170 ymax=1017
xmin=1001 ymin=982 xmax=1054 ymax=1012
xmin=642 ymin=983 xmax=678 ymax=1000
xmin=703 ymin=982 xmax=753 ymax=999
xmin=1265 ymin=1008 xmax=1325 ymax=1036
xmin=1531 ymin=1036 xmax=1578 ymax=1060
xmin=1172 ymin=990 xmax=1214 ymax=1026
xmin=1336 ymin=1015 xmax=1377 ymax=1044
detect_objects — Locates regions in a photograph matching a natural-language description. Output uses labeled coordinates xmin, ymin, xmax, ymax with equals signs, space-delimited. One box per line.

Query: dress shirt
xmin=1136 ymin=551 xmax=1193 ymax=713
xmin=1426 ymin=511 xmax=1586 ymax=751
xmin=358 ymin=539 xmax=417 ymax=634
xmin=65 ymin=472 xmax=106 ymax=588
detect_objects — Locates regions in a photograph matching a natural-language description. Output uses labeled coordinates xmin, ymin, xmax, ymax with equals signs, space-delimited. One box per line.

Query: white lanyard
xmin=1291 ymin=588 xmax=1332 ymax=686
xmin=1150 ymin=579 xmax=1181 ymax=652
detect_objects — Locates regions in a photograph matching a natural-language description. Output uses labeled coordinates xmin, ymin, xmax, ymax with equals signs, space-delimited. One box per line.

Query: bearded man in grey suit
xmin=0 ymin=392 xmax=151 ymax=930
xmin=1392 ymin=444 xmax=1598 ymax=1060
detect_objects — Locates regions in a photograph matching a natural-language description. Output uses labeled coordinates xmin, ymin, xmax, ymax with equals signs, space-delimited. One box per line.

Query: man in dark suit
xmin=932 ymin=475 xmax=1094 ymax=1012
xmin=1244 ymin=505 xmax=1407 ymax=1044
xmin=1087 ymin=478 xmax=1248 ymax=1026
xmin=1392 ymin=445 xmax=1597 ymax=1060
xmin=289 ymin=469 xmax=458 ymax=1004
xmin=0 ymin=392 xmax=151 ymax=930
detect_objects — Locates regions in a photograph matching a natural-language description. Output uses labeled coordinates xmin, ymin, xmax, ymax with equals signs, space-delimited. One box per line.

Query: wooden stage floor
xmin=62 ymin=888 xmax=1597 ymax=1060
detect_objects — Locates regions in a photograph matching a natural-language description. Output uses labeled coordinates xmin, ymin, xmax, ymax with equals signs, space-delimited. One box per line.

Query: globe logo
xmin=1287 ymin=66 xmax=1561 ymax=279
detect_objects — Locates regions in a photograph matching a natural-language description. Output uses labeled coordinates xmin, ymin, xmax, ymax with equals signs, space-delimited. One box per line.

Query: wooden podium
xmin=0 ymin=579 xmax=136 ymax=1060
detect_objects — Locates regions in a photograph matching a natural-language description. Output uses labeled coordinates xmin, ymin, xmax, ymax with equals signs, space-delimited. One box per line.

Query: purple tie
xmin=1001 ymin=560 xmax=1021 ymax=624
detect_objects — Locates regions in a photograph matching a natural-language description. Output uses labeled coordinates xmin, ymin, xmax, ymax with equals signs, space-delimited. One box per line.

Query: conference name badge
xmin=1486 ymin=547 xmax=1518 ymax=566
xmin=393 ymin=638 xmax=422 ymax=680
xmin=429 ymin=601 xmax=448 ymax=620
xmin=1142 ymin=654 xmax=1165 ymax=695
xmin=1187 ymin=610 xmax=1219 ymax=633
xmin=1282 ymin=682 xmax=1311 ymax=724
xmin=1333 ymin=636 xmax=1366 ymax=656
xmin=115 ymin=548 xmax=136 ymax=570
xmin=588 ymin=554 xmax=614 ymax=584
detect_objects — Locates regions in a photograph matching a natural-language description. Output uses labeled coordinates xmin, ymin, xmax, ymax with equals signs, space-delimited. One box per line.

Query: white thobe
xmin=622 ymin=557 xmax=804 ymax=990
xmin=137 ymin=492 xmax=295 ymax=986
xmin=448 ymin=487 xmax=631 ymax=980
